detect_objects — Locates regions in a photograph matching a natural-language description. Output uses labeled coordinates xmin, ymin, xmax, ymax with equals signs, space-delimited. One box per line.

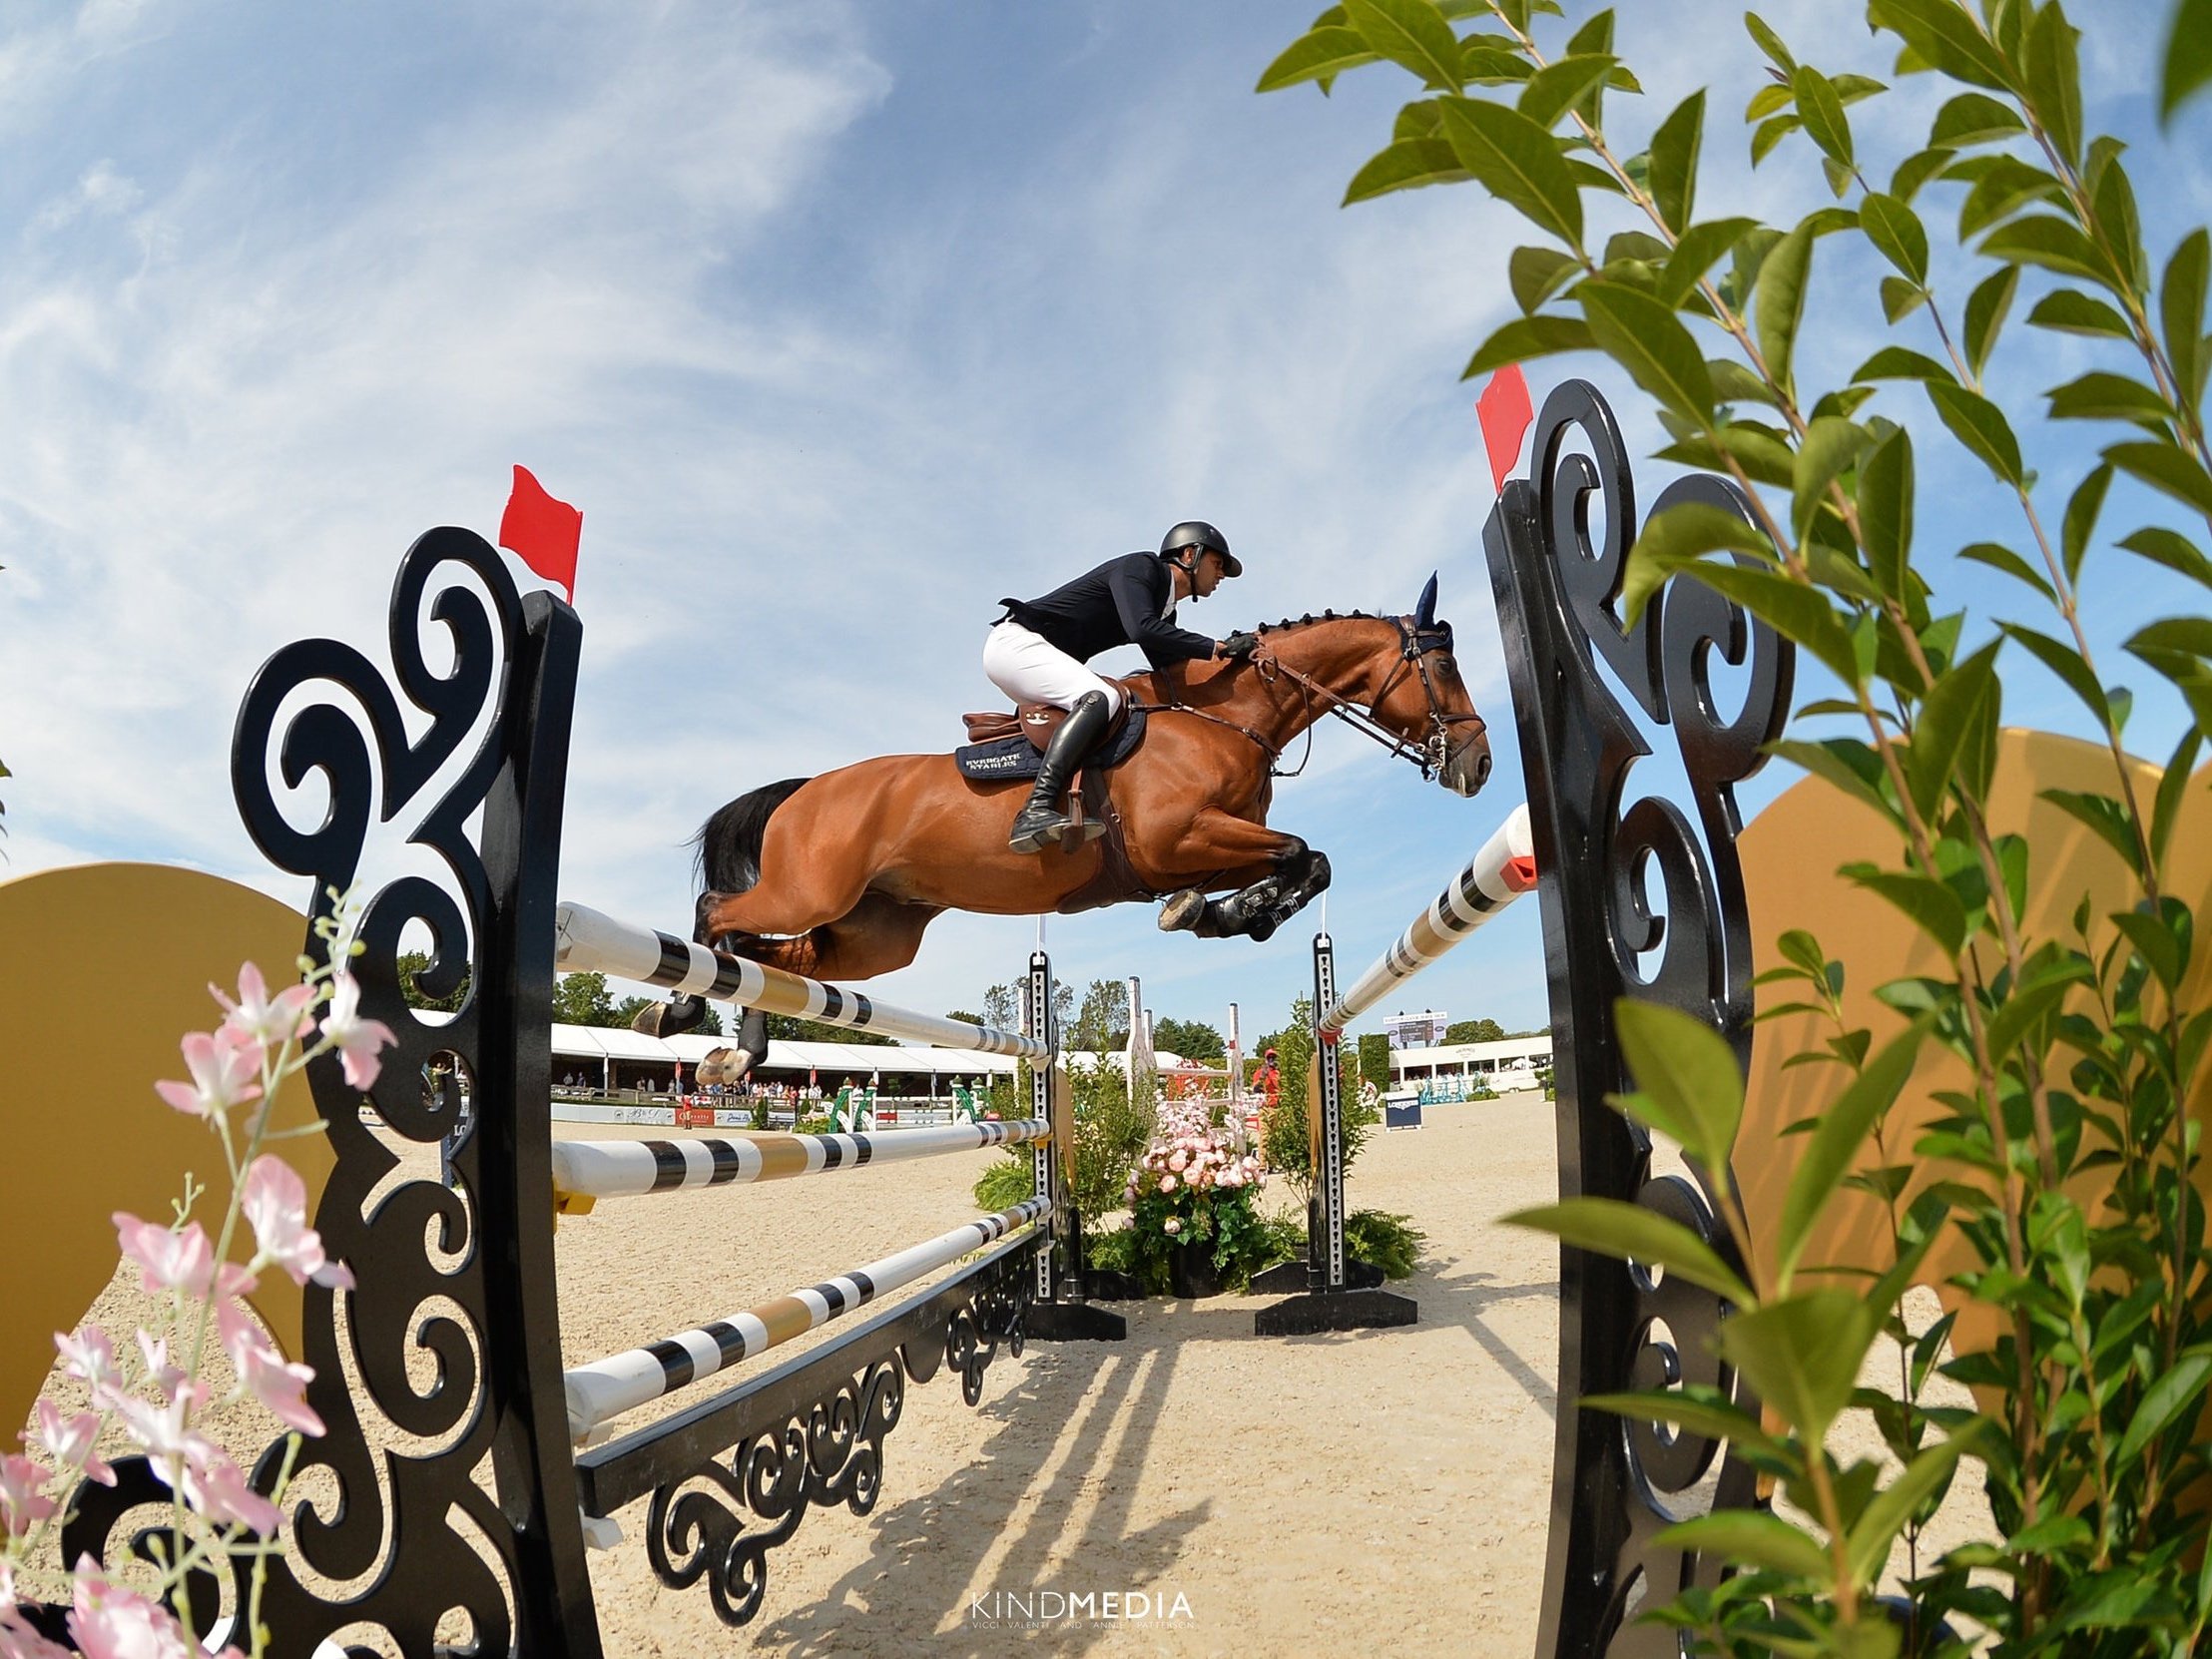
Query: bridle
xmin=1261 ymin=616 xmax=1486 ymax=781
xmin=1143 ymin=615 xmax=1486 ymax=781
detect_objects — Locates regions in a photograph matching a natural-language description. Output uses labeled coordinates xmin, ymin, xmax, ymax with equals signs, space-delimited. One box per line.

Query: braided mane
xmin=1253 ymin=609 xmax=1395 ymax=635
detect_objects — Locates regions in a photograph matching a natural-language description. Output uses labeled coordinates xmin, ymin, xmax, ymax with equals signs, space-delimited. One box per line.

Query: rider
xmin=986 ymin=521 xmax=1261 ymax=854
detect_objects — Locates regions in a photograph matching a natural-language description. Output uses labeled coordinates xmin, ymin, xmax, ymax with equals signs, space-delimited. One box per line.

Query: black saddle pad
xmin=955 ymin=707 xmax=1147 ymax=783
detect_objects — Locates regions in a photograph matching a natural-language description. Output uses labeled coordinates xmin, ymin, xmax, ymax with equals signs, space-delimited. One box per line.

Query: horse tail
xmin=635 ymin=778 xmax=814 ymax=1044
xmin=692 ymin=777 xmax=812 ymax=900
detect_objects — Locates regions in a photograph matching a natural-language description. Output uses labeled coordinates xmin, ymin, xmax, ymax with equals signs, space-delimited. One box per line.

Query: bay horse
xmin=647 ymin=577 xmax=1491 ymax=1062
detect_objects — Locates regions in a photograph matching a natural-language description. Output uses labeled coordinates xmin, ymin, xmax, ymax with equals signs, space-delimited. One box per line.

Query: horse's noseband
xmin=1388 ymin=617 xmax=1486 ymax=783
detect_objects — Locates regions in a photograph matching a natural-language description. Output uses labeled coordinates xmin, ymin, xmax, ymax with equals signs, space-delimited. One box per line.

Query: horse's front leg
xmin=1153 ymin=809 xmax=1329 ymax=941
xmin=1177 ymin=843 xmax=1330 ymax=941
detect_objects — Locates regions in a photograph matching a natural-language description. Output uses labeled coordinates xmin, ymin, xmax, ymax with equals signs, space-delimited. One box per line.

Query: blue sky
xmin=2 ymin=0 xmax=2206 ymax=1048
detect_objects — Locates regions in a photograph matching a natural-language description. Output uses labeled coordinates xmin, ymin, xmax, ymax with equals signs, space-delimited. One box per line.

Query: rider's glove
xmin=1218 ymin=631 xmax=1262 ymax=661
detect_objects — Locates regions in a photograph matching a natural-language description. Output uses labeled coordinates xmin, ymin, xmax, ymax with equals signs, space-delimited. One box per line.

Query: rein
xmin=1260 ymin=656 xmax=1431 ymax=776
xmin=1128 ymin=697 xmax=1290 ymax=770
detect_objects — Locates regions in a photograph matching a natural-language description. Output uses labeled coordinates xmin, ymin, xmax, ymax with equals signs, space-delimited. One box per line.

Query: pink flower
xmin=66 ymin=1560 xmax=192 ymax=1659
xmin=28 ymin=1402 xmax=114 ymax=1489
xmin=1162 ymin=1217 xmax=1181 ymax=1236
xmin=0 ymin=1613 xmax=74 ymax=1659
xmin=216 ymin=1305 xmax=323 ymax=1436
xmin=1157 ymin=1173 xmax=1177 ymax=1194
xmin=153 ymin=1026 xmax=263 ymax=1120
xmin=182 ymin=1451 xmax=280 ymax=1537
xmin=112 ymin=1392 xmax=212 ymax=1491
xmin=112 ymin=1217 xmax=255 ymax=1304
xmin=0 ymin=1564 xmax=71 ymax=1659
xmin=134 ymin=1335 xmax=186 ymax=1405
xmin=54 ymin=1328 xmax=121 ymax=1396
xmin=0 ymin=1457 xmax=56 ymax=1539
xmin=1167 ymin=1151 xmax=1189 ymax=1174
xmin=211 ymin=962 xmax=316 ymax=1050
xmin=321 ymin=974 xmax=397 ymax=1090
xmin=240 ymin=1157 xmax=352 ymax=1290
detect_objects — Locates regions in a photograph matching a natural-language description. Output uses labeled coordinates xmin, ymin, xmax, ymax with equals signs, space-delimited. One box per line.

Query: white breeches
xmin=982 ymin=621 xmax=1123 ymax=717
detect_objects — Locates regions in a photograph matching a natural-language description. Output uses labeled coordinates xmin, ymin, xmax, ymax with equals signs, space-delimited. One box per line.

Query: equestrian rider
xmin=987 ymin=521 xmax=1260 ymax=854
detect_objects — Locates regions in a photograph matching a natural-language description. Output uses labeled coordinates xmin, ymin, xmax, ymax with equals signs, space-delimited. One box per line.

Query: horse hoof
xmin=634 ymin=994 xmax=706 ymax=1039
xmin=1158 ymin=890 xmax=1207 ymax=932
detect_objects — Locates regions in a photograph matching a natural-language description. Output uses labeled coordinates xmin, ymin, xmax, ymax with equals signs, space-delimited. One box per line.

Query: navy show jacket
xmin=998 ymin=552 xmax=1216 ymax=672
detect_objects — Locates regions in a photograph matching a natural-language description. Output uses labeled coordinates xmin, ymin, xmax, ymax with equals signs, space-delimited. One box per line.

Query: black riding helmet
xmin=1159 ymin=520 xmax=1242 ymax=578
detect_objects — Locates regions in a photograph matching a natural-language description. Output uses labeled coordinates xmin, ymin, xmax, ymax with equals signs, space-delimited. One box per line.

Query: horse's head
xmin=1377 ymin=574 xmax=1491 ymax=798
xmin=1239 ymin=584 xmax=1493 ymax=796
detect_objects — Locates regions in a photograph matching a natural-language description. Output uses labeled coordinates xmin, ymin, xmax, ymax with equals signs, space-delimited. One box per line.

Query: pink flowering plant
xmin=1121 ymin=1093 xmax=1272 ymax=1294
xmin=0 ymin=900 xmax=394 ymax=1659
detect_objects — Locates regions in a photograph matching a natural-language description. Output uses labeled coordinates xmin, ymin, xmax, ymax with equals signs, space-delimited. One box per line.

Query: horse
xmin=651 ymin=576 xmax=1491 ymax=1068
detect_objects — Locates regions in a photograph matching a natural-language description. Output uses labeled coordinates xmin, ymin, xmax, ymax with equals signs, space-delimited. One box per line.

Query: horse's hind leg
xmin=679 ymin=898 xmax=941 ymax=1084
xmin=732 ymin=893 xmax=943 ymax=982
xmin=631 ymin=888 xmax=752 ymax=1038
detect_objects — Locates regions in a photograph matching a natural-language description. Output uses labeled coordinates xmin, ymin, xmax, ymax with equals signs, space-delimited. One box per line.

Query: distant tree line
xmin=954 ymin=977 xmax=1226 ymax=1063
xmin=394 ymin=953 xmax=751 ymax=1039
xmin=386 ymin=955 xmax=1530 ymax=1057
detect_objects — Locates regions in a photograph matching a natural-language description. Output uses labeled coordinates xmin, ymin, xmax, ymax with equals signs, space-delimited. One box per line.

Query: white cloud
xmin=0 ymin=1 xmax=889 ymax=868
xmin=29 ymin=158 xmax=143 ymax=234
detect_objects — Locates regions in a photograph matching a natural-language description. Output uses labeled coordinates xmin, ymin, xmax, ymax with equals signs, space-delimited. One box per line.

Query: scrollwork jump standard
xmin=1488 ymin=382 xmax=1793 ymax=1659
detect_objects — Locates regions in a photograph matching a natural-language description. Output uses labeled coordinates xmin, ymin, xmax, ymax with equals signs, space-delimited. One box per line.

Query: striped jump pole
xmin=564 ymin=1197 xmax=1051 ymax=1438
xmin=553 ymin=915 xmax=1127 ymax=1345
xmin=1318 ymin=803 xmax=1537 ymax=1034
xmin=1257 ymin=805 xmax=1538 ymax=1338
xmin=549 ymin=1117 xmax=1051 ymax=1212
xmin=553 ymin=901 xmax=1048 ymax=1059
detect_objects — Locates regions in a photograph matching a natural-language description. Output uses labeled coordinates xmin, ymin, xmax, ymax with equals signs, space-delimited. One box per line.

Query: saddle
xmin=952 ymin=690 xmax=1157 ymax=911
xmin=953 ymin=692 xmax=1148 ymax=780
xmin=959 ymin=678 xmax=1144 ymax=752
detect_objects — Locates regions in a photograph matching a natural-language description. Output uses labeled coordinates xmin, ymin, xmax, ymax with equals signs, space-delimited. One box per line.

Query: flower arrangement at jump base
xmin=0 ymin=905 xmax=392 ymax=1659
xmin=1121 ymin=1095 xmax=1271 ymax=1299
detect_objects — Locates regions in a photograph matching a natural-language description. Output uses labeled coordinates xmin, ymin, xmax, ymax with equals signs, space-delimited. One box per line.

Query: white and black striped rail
xmin=550 ymin=1117 xmax=1050 ymax=1202
xmin=562 ymin=1197 xmax=1052 ymax=1437
xmin=554 ymin=900 xmax=1049 ymax=1060
xmin=1318 ymin=804 xmax=1537 ymax=1035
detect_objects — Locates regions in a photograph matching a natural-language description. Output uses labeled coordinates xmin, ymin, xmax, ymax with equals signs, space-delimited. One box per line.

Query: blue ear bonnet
xmin=1410 ymin=572 xmax=1453 ymax=653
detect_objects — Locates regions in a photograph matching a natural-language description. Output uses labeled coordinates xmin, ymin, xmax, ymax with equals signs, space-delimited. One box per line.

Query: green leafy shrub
xmin=1257 ymin=998 xmax=1374 ymax=1204
xmin=1066 ymin=1057 xmax=1157 ymax=1220
xmin=1088 ymin=1209 xmax=1306 ymax=1293
xmin=970 ymin=1057 xmax=1156 ymax=1227
xmin=973 ymin=1151 xmax=1032 ymax=1213
xmin=1346 ymin=1209 xmax=1426 ymax=1282
xmin=1266 ymin=0 xmax=2212 ymax=1647
xmin=1084 ymin=1221 xmax=1139 ymax=1281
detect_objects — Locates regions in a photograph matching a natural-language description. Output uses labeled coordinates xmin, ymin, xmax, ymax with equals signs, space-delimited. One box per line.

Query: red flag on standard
xmin=1475 ymin=364 xmax=1535 ymax=492
xmin=499 ymin=466 xmax=583 ymax=603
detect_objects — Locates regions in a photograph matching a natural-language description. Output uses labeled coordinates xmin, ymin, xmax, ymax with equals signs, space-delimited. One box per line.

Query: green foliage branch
xmin=1267 ymin=0 xmax=2212 ymax=1648
xmin=1358 ymin=1030 xmax=1392 ymax=1088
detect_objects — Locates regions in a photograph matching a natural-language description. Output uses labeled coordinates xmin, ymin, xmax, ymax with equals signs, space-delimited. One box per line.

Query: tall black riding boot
xmin=1008 ymin=691 xmax=1112 ymax=854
